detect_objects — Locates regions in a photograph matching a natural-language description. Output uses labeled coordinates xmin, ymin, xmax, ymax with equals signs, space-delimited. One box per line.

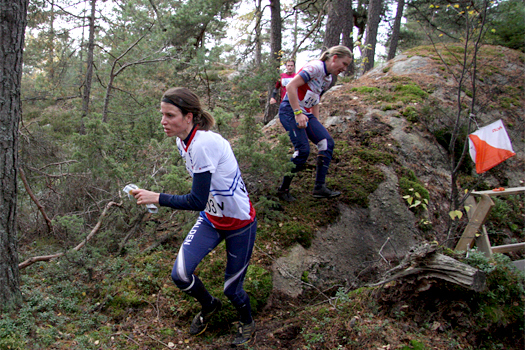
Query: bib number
xmin=302 ymin=90 xmax=320 ymax=109
xmin=205 ymin=193 xmax=224 ymax=217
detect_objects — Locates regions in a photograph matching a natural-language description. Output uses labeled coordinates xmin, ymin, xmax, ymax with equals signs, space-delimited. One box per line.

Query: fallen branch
xmin=118 ymin=211 xmax=147 ymax=255
xmin=141 ymin=227 xmax=182 ymax=254
xmin=19 ymin=201 xmax=121 ymax=269
xmin=371 ymin=243 xmax=486 ymax=292
xmin=19 ymin=167 xmax=53 ymax=233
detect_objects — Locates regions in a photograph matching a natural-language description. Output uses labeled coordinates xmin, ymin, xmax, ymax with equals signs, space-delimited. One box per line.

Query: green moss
xmin=244 ymin=265 xmax=273 ymax=313
xmin=280 ymin=222 xmax=315 ymax=248
xmin=402 ymin=106 xmax=419 ymax=122
xmin=301 ymin=271 xmax=309 ymax=283
xmin=356 ymin=148 xmax=395 ymax=165
xmin=351 ymin=86 xmax=380 ymax=94
xmin=399 ymin=177 xmax=429 ymax=202
xmin=394 ymin=84 xmax=428 ymax=103
xmin=107 ymin=291 xmax=147 ymax=310
xmin=339 ymin=165 xmax=384 ymax=207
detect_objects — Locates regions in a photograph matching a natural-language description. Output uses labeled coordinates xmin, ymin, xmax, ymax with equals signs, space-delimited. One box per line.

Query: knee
xmin=223 ymin=287 xmax=236 ymax=301
xmin=171 ymin=267 xmax=190 ymax=289
xmin=317 ymin=138 xmax=334 ymax=158
xmin=293 ymin=145 xmax=310 ymax=164
xmin=223 ymin=286 xmax=245 ymax=305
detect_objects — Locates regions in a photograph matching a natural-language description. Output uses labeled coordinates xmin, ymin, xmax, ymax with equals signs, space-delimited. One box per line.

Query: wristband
xmin=294 ymin=109 xmax=302 ymax=115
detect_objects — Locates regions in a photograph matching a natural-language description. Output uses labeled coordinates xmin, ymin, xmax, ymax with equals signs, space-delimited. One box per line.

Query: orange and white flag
xmin=468 ymin=119 xmax=516 ymax=174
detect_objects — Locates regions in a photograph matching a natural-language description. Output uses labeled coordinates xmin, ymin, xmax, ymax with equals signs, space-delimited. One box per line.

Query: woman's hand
xmin=130 ymin=189 xmax=160 ymax=205
xmin=295 ymin=113 xmax=308 ymax=129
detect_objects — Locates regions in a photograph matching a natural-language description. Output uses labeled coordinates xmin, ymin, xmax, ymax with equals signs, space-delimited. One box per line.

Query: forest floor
xmin=9 ymin=45 xmax=524 ymax=350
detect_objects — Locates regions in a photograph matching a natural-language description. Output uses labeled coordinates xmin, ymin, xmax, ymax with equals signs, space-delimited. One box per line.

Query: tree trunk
xmin=354 ymin=0 xmax=368 ymax=58
xmin=341 ymin=0 xmax=354 ymax=76
xmin=363 ymin=0 xmax=381 ymax=73
xmin=264 ymin=0 xmax=282 ymax=124
xmin=293 ymin=11 xmax=298 ymax=56
xmin=255 ymin=0 xmax=262 ymax=67
xmin=324 ymin=0 xmax=353 ymax=53
xmin=0 ymin=0 xmax=28 ymax=311
xmin=387 ymin=0 xmax=404 ymax=61
xmin=324 ymin=0 xmax=343 ymax=48
xmin=80 ymin=0 xmax=96 ymax=134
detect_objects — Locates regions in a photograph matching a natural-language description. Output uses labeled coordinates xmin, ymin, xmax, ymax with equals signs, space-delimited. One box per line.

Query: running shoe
xmin=231 ymin=320 xmax=256 ymax=347
xmin=189 ymin=298 xmax=222 ymax=336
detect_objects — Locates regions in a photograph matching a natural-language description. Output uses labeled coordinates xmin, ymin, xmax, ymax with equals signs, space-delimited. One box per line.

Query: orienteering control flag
xmin=468 ymin=119 xmax=516 ymax=174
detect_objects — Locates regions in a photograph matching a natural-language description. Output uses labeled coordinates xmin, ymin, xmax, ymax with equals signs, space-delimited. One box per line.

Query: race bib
xmin=205 ymin=192 xmax=224 ymax=217
xmin=302 ymin=90 xmax=320 ymax=109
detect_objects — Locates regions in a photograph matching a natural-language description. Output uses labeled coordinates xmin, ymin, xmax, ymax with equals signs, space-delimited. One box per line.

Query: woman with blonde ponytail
xmin=130 ymin=87 xmax=257 ymax=347
xmin=277 ymin=45 xmax=353 ymax=201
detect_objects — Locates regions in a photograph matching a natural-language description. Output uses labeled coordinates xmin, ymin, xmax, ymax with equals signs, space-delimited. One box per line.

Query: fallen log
xmin=371 ymin=243 xmax=486 ymax=292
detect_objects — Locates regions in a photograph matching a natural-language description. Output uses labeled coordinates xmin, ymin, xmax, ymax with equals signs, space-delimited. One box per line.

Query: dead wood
xmin=371 ymin=243 xmax=486 ymax=292
xmin=19 ymin=167 xmax=53 ymax=233
xmin=19 ymin=201 xmax=121 ymax=269
xmin=118 ymin=211 xmax=147 ymax=255
xmin=141 ymin=227 xmax=182 ymax=254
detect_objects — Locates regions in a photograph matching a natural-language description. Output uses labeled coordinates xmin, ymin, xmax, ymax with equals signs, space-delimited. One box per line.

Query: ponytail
xmin=319 ymin=45 xmax=353 ymax=62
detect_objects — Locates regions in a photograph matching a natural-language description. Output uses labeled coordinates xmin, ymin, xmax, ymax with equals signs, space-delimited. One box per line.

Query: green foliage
xmin=233 ymin=91 xmax=293 ymax=216
xmin=485 ymin=0 xmax=525 ymax=52
xmin=432 ymin=125 xmax=473 ymax=174
xmin=463 ymin=252 xmax=525 ymax=332
xmin=399 ymin=177 xmax=430 ymax=215
xmin=484 ymin=195 xmax=525 ymax=245
xmin=212 ymin=106 xmax=235 ymax=139
xmin=0 ymin=262 xmax=108 ymax=349
xmin=244 ymin=265 xmax=273 ymax=312
xmin=400 ymin=340 xmax=428 ymax=350
xmin=52 ymin=214 xmax=85 ymax=238
xmin=72 ymin=117 xmax=125 ymax=180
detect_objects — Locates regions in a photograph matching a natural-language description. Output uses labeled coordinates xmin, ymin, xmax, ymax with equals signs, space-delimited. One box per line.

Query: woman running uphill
xmin=130 ymin=87 xmax=257 ymax=347
xmin=277 ymin=45 xmax=352 ymax=201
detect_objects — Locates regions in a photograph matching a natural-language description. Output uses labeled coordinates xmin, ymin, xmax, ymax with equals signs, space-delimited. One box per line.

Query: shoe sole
xmin=190 ymin=299 xmax=222 ymax=336
xmin=312 ymin=193 xmax=341 ymax=198
xmin=231 ymin=333 xmax=255 ymax=347
xmin=190 ymin=323 xmax=208 ymax=336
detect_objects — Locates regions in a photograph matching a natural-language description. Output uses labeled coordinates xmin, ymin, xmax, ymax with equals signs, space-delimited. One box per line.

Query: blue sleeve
xmin=298 ymin=70 xmax=311 ymax=84
xmin=158 ymin=171 xmax=211 ymax=211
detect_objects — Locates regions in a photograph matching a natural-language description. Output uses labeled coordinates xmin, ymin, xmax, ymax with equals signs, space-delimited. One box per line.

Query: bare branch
xmin=19 ymin=167 xmax=53 ymax=233
xmin=19 ymin=201 xmax=121 ymax=269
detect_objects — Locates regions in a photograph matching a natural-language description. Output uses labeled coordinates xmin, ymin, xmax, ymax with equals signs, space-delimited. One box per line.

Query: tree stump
xmin=372 ymin=243 xmax=486 ymax=292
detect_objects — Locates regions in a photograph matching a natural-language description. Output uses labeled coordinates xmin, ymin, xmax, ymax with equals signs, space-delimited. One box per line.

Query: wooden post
xmin=455 ymin=194 xmax=494 ymax=252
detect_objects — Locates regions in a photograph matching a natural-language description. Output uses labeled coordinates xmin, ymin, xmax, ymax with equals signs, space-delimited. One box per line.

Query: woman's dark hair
xmin=162 ymin=87 xmax=215 ymax=130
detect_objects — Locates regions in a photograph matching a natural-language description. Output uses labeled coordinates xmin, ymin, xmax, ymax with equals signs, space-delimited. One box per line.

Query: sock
xmin=236 ymin=302 xmax=253 ymax=324
xmin=279 ymin=175 xmax=294 ymax=192
xmin=184 ymin=275 xmax=214 ymax=311
xmin=279 ymin=163 xmax=305 ymax=191
xmin=315 ymin=156 xmax=330 ymax=188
